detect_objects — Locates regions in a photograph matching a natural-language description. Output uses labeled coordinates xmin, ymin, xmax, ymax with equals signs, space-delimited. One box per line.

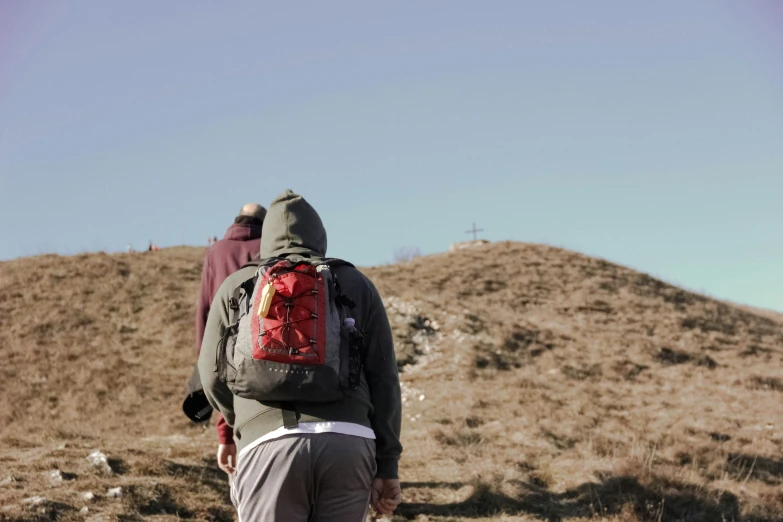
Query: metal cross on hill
xmin=465 ymin=222 xmax=484 ymax=241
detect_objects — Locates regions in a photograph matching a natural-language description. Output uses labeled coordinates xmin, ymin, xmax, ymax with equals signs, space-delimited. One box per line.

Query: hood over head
xmin=260 ymin=190 xmax=327 ymax=259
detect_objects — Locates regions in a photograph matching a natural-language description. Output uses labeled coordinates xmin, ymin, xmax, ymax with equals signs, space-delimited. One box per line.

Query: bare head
xmin=238 ymin=203 xmax=267 ymax=221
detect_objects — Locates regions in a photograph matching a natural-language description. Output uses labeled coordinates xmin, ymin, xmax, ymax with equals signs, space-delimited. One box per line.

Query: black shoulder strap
xmin=241 ymin=258 xmax=265 ymax=269
xmin=321 ymin=259 xmax=356 ymax=310
xmin=229 ymin=276 xmax=258 ymax=324
xmin=322 ymin=257 xmax=355 ymax=269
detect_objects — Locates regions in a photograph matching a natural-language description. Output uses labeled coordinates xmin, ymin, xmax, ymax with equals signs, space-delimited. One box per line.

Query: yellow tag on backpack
xmin=257 ymin=281 xmax=275 ymax=318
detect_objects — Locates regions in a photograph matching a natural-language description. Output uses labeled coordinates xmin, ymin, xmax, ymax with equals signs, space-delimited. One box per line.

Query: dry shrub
xmin=750 ymin=376 xmax=783 ymax=392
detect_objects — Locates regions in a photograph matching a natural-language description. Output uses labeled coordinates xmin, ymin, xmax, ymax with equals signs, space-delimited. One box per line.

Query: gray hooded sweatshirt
xmin=198 ymin=190 xmax=402 ymax=478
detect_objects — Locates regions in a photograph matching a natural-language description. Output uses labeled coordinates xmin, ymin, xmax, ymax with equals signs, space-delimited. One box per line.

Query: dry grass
xmin=1 ymin=242 xmax=782 ymax=521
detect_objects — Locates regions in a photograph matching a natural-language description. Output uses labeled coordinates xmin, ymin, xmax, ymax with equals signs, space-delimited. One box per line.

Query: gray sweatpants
xmin=231 ymin=433 xmax=377 ymax=522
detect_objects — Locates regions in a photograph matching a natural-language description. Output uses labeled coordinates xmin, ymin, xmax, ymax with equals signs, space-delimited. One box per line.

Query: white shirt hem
xmin=236 ymin=421 xmax=375 ymax=461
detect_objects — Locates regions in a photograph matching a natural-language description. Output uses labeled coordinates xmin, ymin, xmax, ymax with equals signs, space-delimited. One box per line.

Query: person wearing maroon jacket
xmin=195 ymin=203 xmax=266 ymax=354
xmin=188 ymin=202 xmax=266 ymax=475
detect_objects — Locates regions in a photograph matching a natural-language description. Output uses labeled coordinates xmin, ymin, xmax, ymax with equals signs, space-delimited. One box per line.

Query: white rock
xmin=48 ymin=470 xmax=64 ymax=484
xmin=86 ymin=450 xmax=113 ymax=475
xmin=418 ymin=394 xmax=425 ymax=401
xmin=107 ymin=486 xmax=122 ymax=499
xmin=1 ymin=504 xmax=20 ymax=512
xmin=0 ymin=476 xmax=14 ymax=487
xmin=87 ymin=515 xmax=114 ymax=522
xmin=81 ymin=491 xmax=95 ymax=501
xmin=22 ymin=496 xmax=47 ymax=506
xmin=449 ymin=239 xmax=490 ymax=252
xmin=80 ymin=506 xmax=89 ymax=514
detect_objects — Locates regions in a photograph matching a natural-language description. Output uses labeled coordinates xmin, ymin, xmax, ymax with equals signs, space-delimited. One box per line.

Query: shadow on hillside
xmin=165 ymin=458 xmax=232 ymax=499
xmin=1 ymin=502 xmax=76 ymax=522
xmin=398 ymin=472 xmax=777 ymax=522
xmin=632 ymin=273 xmax=782 ymax=337
xmin=726 ymin=453 xmax=783 ymax=486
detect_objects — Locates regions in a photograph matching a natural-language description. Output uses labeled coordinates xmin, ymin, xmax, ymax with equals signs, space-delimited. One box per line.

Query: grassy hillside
xmin=0 ymin=243 xmax=781 ymax=521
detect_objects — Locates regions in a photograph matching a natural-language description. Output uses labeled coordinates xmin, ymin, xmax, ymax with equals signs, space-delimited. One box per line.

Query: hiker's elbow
xmin=197 ymin=336 xmax=220 ymax=397
xmin=197 ymin=347 xmax=217 ymax=402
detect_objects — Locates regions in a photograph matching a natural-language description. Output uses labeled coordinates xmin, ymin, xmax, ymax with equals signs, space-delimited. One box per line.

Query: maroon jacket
xmin=195 ymin=223 xmax=262 ymax=355
xmin=195 ymin=222 xmax=261 ymax=445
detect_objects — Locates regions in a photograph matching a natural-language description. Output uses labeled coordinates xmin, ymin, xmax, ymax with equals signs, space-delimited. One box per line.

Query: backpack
xmin=215 ymin=258 xmax=363 ymax=404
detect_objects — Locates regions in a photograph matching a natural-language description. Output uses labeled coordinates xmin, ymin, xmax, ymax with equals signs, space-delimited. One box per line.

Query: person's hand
xmin=217 ymin=443 xmax=237 ymax=475
xmin=370 ymin=478 xmax=401 ymax=518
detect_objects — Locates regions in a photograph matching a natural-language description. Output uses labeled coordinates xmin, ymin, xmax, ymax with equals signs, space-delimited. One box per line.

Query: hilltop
xmin=0 ymin=243 xmax=781 ymax=521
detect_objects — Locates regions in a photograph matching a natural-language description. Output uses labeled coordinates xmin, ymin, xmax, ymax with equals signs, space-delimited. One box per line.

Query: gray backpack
xmin=215 ymin=258 xmax=362 ymax=403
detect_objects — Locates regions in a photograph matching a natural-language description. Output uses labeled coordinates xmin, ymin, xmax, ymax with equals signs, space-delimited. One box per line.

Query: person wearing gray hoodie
xmin=198 ymin=190 xmax=402 ymax=521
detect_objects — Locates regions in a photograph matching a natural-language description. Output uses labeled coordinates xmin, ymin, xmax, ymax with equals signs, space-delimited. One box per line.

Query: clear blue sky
xmin=1 ymin=1 xmax=782 ymax=311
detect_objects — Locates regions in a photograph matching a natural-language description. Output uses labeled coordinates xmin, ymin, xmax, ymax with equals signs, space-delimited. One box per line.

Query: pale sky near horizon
xmin=1 ymin=1 xmax=782 ymax=311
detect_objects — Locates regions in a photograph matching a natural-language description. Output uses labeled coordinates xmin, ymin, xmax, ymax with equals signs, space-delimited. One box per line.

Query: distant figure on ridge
xmin=183 ymin=203 xmax=267 ymax=468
